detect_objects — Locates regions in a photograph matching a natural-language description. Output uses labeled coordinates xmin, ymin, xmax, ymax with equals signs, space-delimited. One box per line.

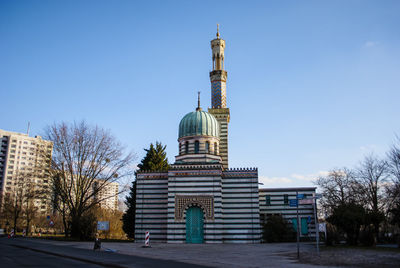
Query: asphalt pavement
xmin=0 ymin=237 xmax=210 ymax=268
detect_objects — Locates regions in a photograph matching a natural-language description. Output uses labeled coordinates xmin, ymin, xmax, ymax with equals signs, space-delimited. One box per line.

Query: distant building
xmin=0 ymin=129 xmax=53 ymax=214
xmin=93 ymin=180 xmax=119 ymax=211
xmin=259 ymin=187 xmax=317 ymax=239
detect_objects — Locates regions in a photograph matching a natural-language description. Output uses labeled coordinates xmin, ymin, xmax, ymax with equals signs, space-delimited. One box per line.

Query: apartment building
xmin=93 ymin=180 xmax=119 ymax=211
xmin=0 ymin=129 xmax=53 ymax=214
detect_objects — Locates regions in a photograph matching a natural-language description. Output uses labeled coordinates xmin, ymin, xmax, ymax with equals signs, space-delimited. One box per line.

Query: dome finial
xmin=216 ymin=23 xmax=220 ymax=39
xmin=196 ymin=91 xmax=202 ymax=111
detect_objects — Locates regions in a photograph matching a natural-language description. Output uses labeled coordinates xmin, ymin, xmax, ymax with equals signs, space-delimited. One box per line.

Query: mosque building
xmin=134 ymin=27 xmax=261 ymax=243
xmin=134 ymin=28 xmax=317 ymax=243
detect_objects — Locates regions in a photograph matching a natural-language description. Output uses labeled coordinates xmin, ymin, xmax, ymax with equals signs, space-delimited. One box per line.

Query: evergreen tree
xmin=137 ymin=142 xmax=169 ymax=171
xmin=122 ymin=181 xmax=136 ymax=239
xmin=122 ymin=142 xmax=169 ymax=239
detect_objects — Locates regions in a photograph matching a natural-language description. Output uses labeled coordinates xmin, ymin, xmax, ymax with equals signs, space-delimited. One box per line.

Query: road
xmin=0 ymin=237 xmax=209 ymax=268
xmin=0 ymin=241 xmax=102 ymax=267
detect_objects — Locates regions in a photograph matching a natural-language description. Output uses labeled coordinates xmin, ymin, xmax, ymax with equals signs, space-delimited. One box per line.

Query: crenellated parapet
xmin=136 ymin=171 xmax=168 ymax=179
xmin=223 ymin=167 xmax=258 ymax=178
xmin=170 ymin=164 xmax=222 ymax=170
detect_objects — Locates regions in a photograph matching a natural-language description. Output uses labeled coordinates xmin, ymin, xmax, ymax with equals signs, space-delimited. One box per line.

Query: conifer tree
xmin=122 ymin=142 xmax=169 ymax=239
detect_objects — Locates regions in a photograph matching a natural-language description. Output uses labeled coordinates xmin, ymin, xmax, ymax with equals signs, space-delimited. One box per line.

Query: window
xmin=194 ymin=141 xmax=199 ymax=153
xmin=284 ymin=194 xmax=289 ymax=205
xmin=265 ymin=195 xmax=271 ymax=206
xmin=205 ymin=141 xmax=210 ymax=153
xmin=185 ymin=141 xmax=189 ymax=154
xmin=214 ymin=143 xmax=218 ymax=155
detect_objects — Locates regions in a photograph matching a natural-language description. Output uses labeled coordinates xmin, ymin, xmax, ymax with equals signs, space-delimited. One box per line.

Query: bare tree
xmin=2 ymin=187 xmax=24 ymax=233
xmin=356 ymin=154 xmax=388 ymax=242
xmin=45 ymin=121 xmax=134 ymax=239
xmin=387 ymin=136 xmax=400 ymax=200
xmin=315 ymin=168 xmax=358 ymax=214
xmin=386 ymin=136 xmax=400 ymax=245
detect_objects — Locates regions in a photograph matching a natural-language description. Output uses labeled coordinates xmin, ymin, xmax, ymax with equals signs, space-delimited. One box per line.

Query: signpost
xmin=97 ymin=221 xmax=109 ymax=231
xmin=289 ymin=199 xmax=298 ymax=207
xmin=295 ymin=191 xmax=300 ymax=259
xmin=313 ymin=195 xmax=320 ymax=255
xmin=299 ymin=198 xmax=313 ymax=205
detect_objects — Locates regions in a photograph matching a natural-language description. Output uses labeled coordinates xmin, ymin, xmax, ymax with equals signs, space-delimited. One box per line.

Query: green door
xmin=186 ymin=206 xmax=204 ymax=243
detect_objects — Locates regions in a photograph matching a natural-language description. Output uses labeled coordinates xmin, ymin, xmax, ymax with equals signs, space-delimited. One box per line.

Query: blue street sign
xmin=307 ymin=216 xmax=311 ymax=223
xmin=297 ymin=194 xmax=304 ymax=199
xmin=289 ymin=199 xmax=298 ymax=207
xmin=97 ymin=221 xmax=109 ymax=231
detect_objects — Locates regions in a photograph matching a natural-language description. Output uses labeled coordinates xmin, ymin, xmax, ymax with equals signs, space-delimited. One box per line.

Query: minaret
xmin=208 ymin=25 xmax=230 ymax=169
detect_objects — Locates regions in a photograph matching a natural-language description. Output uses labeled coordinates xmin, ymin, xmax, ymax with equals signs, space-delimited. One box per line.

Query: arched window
xmin=214 ymin=142 xmax=218 ymax=155
xmin=205 ymin=141 xmax=210 ymax=153
xmin=194 ymin=141 xmax=199 ymax=154
xmin=185 ymin=141 xmax=189 ymax=154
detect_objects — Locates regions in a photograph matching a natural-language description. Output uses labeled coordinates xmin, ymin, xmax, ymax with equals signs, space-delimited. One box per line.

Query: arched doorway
xmin=185 ymin=206 xmax=204 ymax=243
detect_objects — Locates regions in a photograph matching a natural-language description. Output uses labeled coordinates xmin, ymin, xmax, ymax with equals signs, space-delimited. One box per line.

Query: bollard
xmin=143 ymin=231 xmax=150 ymax=248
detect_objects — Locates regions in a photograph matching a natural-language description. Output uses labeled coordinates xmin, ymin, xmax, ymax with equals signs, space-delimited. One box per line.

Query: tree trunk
xmin=70 ymin=214 xmax=81 ymax=239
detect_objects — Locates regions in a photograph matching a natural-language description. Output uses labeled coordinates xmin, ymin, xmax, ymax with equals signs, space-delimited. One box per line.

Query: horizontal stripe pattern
xmin=135 ymin=168 xmax=261 ymax=243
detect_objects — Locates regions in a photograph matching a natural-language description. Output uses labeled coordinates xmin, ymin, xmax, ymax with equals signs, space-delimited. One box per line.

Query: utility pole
xmin=313 ymin=194 xmax=320 ymax=255
xmin=296 ymin=190 xmax=300 ymax=259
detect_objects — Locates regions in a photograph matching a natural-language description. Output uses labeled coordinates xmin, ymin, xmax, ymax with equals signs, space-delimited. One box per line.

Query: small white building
xmin=259 ymin=187 xmax=317 ymax=239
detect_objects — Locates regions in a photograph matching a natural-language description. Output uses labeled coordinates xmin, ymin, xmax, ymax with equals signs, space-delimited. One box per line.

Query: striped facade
xmin=259 ymin=187 xmax=317 ymax=240
xmin=208 ymin=108 xmax=229 ymax=169
xmin=134 ymin=166 xmax=261 ymax=243
xmin=135 ymin=172 xmax=168 ymax=242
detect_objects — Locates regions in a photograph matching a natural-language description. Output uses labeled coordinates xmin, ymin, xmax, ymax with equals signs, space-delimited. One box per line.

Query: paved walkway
xmin=3 ymin=238 xmax=329 ymax=267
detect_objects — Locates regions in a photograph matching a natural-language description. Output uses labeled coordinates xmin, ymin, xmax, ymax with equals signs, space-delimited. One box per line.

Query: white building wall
xmin=259 ymin=187 xmax=317 ymax=240
xmin=135 ymin=173 xmax=168 ymax=242
xmin=222 ymin=169 xmax=261 ymax=243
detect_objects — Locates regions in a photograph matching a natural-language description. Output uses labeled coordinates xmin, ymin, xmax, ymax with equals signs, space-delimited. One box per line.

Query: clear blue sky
xmin=1 ymin=1 xmax=399 ymax=188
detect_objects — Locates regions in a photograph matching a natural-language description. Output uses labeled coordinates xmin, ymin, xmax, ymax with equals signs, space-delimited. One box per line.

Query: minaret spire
xmin=208 ymin=27 xmax=230 ymax=169
xmin=196 ymin=91 xmax=202 ymax=111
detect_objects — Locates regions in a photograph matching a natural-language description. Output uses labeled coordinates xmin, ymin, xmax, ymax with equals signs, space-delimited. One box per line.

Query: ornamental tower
xmin=208 ymin=25 xmax=230 ymax=169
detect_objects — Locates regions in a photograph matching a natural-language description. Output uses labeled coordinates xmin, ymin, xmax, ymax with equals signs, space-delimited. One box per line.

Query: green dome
xmin=179 ymin=109 xmax=219 ymax=138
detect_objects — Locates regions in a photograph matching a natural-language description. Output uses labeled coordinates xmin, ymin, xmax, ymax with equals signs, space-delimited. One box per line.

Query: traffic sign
xmin=297 ymin=194 xmax=304 ymax=199
xmin=289 ymin=199 xmax=298 ymax=207
xmin=299 ymin=198 xmax=314 ymax=205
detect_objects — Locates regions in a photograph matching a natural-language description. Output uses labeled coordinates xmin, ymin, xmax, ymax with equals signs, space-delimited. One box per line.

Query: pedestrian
xmin=93 ymin=233 xmax=101 ymax=251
